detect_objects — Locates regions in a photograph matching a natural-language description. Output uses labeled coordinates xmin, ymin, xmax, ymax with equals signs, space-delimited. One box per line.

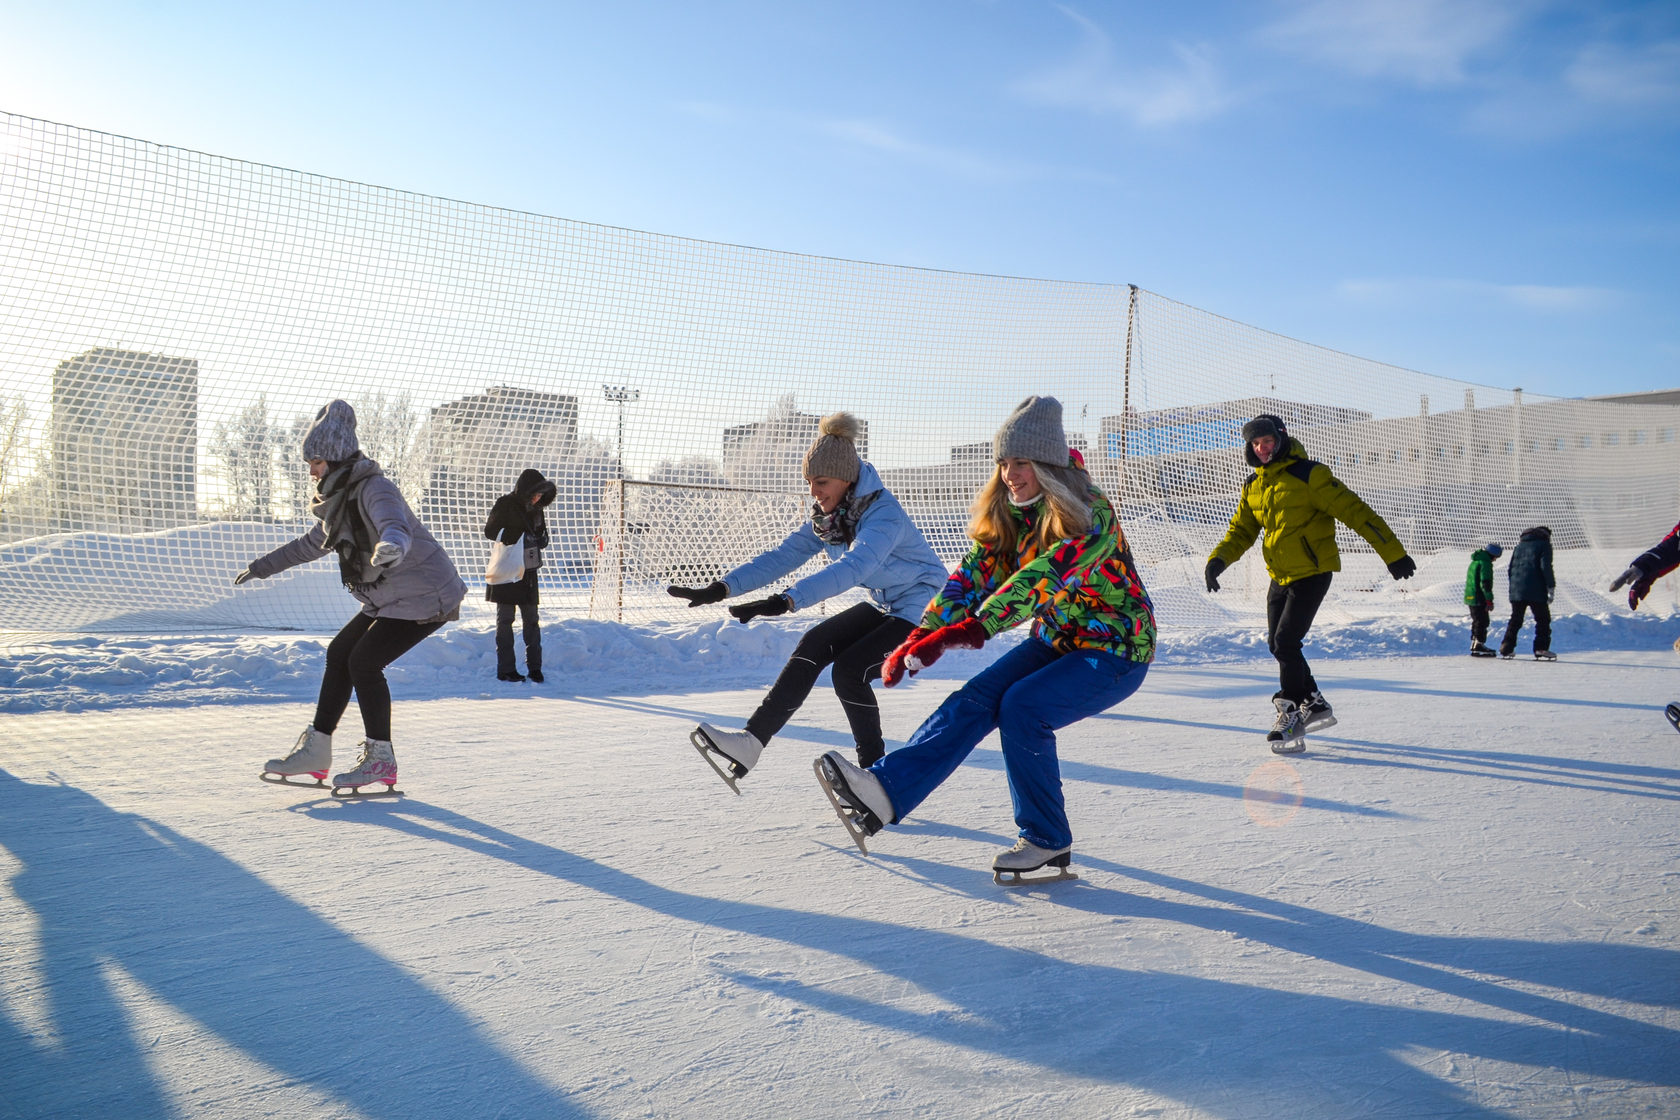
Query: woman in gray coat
xmin=236 ymin=400 xmax=467 ymax=794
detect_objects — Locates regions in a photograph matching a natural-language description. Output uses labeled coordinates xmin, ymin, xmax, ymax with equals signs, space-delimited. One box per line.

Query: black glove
xmin=728 ymin=594 xmax=792 ymax=624
xmin=1204 ymin=558 xmax=1226 ymax=593
xmin=233 ymin=567 xmax=257 ymax=586
xmin=1387 ymin=555 xmax=1417 ymax=580
xmin=667 ymin=581 xmax=727 ymax=607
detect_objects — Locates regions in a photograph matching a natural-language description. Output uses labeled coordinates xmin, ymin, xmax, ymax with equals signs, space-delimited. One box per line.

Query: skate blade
xmin=1269 ymin=737 xmax=1307 ymax=756
xmin=993 ymin=865 xmax=1079 ymax=886
xmin=1666 ymin=703 xmax=1680 ymax=733
xmin=330 ymin=783 xmax=403 ymax=799
xmin=812 ymin=756 xmax=872 ymax=856
xmin=1303 ymin=714 xmax=1337 ymax=733
xmin=690 ymin=729 xmax=744 ymax=796
xmin=260 ymin=771 xmax=327 ymax=788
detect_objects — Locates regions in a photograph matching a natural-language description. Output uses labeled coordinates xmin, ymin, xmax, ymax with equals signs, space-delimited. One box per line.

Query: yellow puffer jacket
xmin=1209 ymin=437 xmax=1406 ymax=586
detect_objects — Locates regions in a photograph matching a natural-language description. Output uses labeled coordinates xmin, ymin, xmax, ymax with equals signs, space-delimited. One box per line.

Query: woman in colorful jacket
xmin=236 ymin=399 xmax=467 ymax=794
xmin=1204 ymin=413 xmax=1415 ymax=752
xmin=813 ymin=396 xmax=1156 ymax=883
xmin=1465 ymin=542 xmax=1502 ymax=657
xmin=667 ymin=412 xmax=946 ymax=789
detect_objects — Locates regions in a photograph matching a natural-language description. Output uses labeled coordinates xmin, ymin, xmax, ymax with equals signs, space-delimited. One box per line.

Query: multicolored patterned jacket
xmin=920 ymin=489 xmax=1156 ymax=663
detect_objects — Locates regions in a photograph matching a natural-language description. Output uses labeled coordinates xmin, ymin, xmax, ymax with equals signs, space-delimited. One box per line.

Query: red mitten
xmin=882 ymin=628 xmax=931 ymax=688
xmin=903 ymin=618 xmax=988 ymax=674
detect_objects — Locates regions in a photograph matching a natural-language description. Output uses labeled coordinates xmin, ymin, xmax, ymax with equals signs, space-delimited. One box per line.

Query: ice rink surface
xmin=3 ymin=642 xmax=1679 ymax=1118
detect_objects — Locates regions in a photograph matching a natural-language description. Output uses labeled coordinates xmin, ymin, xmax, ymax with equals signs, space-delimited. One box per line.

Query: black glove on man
xmin=667 ymin=581 xmax=728 ymax=607
xmin=1204 ymin=558 xmax=1226 ymax=593
xmin=728 ymin=594 xmax=792 ymax=624
xmin=1387 ymin=556 xmax=1417 ymax=580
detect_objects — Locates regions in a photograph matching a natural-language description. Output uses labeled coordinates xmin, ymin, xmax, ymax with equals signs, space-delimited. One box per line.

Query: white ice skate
xmin=1301 ymin=690 xmax=1337 ymax=733
xmin=1268 ymin=697 xmax=1307 ymax=755
xmin=992 ymin=838 xmax=1078 ymax=885
xmin=690 ymin=722 xmax=764 ymax=795
xmin=261 ymin=726 xmax=332 ymax=787
xmin=813 ymin=750 xmax=894 ymax=855
xmin=331 ymin=739 xmax=401 ymax=798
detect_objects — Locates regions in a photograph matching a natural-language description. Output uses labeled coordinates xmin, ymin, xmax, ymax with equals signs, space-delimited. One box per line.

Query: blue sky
xmin=1 ymin=0 xmax=1674 ymax=399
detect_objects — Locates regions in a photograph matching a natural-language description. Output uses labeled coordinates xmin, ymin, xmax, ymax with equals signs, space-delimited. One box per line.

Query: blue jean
xmin=873 ymin=639 xmax=1149 ymax=850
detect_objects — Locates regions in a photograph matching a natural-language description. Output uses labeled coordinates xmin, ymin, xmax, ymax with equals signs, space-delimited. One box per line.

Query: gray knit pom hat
xmin=803 ymin=412 xmax=863 ymax=483
xmin=993 ymin=395 xmax=1067 ymax=465
xmin=301 ymin=399 xmax=359 ymax=461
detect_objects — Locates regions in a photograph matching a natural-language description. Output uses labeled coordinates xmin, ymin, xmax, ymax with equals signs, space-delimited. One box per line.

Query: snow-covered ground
xmin=3 ymin=617 xmax=1679 ymax=1118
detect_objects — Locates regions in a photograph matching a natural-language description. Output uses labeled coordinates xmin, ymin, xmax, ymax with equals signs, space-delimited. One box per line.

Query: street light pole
xmin=602 ymin=385 xmax=640 ymax=621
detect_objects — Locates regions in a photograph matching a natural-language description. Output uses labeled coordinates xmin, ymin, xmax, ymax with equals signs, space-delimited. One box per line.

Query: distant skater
xmin=236 ymin=400 xmax=466 ymax=795
xmin=812 ymin=396 xmax=1156 ymax=884
xmin=1499 ymin=526 xmax=1556 ymax=661
xmin=1204 ymin=413 xmax=1416 ymax=753
xmin=1465 ymin=543 xmax=1503 ymax=657
xmin=484 ymin=468 xmax=557 ymax=683
xmin=667 ymin=412 xmax=945 ymax=791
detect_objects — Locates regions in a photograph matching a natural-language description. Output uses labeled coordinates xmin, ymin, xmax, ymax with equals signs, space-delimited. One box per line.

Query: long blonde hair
xmin=967 ymin=459 xmax=1096 ymax=575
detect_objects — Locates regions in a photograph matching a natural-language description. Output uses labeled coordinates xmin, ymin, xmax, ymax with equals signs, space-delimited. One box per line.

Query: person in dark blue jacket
xmin=667 ymin=412 xmax=947 ymax=789
xmin=1610 ymin=520 xmax=1680 ymax=729
xmin=1499 ymin=526 xmax=1556 ymax=660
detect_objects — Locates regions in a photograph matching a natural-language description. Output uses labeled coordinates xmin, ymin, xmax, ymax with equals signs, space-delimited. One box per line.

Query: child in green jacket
xmin=1465 ymin=543 xmax=1502 ymax=657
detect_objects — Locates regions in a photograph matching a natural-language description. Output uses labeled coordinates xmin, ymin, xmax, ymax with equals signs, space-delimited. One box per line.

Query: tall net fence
xmin=1 ymin=111 xmax=1675 ymax=636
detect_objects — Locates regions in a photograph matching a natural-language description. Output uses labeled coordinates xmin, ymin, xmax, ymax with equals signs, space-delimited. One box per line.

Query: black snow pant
xmin=496 ymin=600 xmax=542 ymax=676
xmin=1266 ymin=572 xmax=1333 ymax=704
xmin=1469 ymin=604 xmax=1491 ymax=647
xmin=313 ymin=613 xmax=445 ymax=742
xmin=1500 ymin=599 xmax=1551 ymax=656
xmin=744 ymin=602 xmax=916 ymax=767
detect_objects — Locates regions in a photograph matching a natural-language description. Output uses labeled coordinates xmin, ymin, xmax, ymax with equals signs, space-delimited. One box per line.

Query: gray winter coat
xmin=251 ymin=458 xmax=467 ymax=622
xmin=721 ymin=461 xmax=946 ymax=622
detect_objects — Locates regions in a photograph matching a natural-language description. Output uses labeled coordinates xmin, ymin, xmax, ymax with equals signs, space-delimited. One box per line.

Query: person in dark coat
xmin=1499 ymin=526 xmax=1556 ymax=660
xmin=484 ymin=468 xmax=557 ymax=682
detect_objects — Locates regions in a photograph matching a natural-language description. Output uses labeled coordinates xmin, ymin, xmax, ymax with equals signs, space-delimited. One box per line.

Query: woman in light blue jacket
xmin=668 ymin=412 xmax=945 ymax=790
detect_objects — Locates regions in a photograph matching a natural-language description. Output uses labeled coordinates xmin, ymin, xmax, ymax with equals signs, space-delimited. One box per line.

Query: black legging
xmin=1500 ymin=599 xmax=1551 ymax=656
xmin=1266 ymin=571 xmax=1333 ymax=703
xmin=744 ymin=602 xmax=916 ymax=766
xmin=313 ymin=613 xmax=444 ymax=741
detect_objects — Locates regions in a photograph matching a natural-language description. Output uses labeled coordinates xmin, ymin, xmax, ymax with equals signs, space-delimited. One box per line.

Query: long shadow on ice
xmin=306 ymin=798 xmax=1680 ymax=1118
xmin=1310 ymin=738 xmax=1680 ymax=801
xmin=0 ymin=769 xmax=591 ymax=1120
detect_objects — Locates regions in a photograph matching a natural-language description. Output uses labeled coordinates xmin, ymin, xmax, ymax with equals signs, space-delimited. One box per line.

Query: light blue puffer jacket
xmin=721 ymin=462 xmax=946 ymax=622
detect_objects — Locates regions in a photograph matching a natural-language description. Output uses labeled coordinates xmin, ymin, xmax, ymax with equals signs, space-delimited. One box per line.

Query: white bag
xmin=486 ymin=533 xmax=525 ymax=585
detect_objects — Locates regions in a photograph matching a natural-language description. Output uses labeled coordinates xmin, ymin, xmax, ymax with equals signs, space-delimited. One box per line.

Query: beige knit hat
xmin=802 ymin=412 xmax=863 ymax=483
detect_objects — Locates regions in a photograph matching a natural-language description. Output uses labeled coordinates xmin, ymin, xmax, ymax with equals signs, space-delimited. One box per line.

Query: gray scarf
xmin=310 ymin=459 xmax=384 ymax=589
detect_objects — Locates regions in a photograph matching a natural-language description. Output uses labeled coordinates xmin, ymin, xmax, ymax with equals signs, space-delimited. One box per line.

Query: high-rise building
xmin=51 ymin=347 xmax=199 ymax=532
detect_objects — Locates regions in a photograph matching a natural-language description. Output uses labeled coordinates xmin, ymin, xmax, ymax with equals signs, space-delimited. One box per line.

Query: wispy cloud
xmin=1262 ymin=0 xmax=1530 ymax=87
xmin=1339 ymin=276 xmax=1617 ymax=313
xmin=1566 ymin=38 xmax=1680 ymax=108
xmin=1009 ymin=5 xmax=1234 ymax=126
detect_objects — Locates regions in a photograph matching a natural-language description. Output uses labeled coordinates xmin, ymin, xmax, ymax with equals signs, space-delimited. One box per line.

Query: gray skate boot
xmin=1267 ymin=696 xmax=1307 ymax=755
xmin=813 ymin=750 xmax=895 ymax=855
xmin=690 ymin=722 xmax=764 ymax=794
xmin=1301 ymin=690 xmax=1337 ymax=733
xmin=262 ymin=726 xmax=332 ymax=787
xmin=331 ymin=739 xmax=400 ymax=797
xmin=993 ymin=838 xmax=1078 ymax=885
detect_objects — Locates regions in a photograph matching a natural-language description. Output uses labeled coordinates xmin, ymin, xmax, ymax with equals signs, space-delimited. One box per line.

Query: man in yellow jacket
xmin=1205 ymin=414 xmax=1416 ymax=753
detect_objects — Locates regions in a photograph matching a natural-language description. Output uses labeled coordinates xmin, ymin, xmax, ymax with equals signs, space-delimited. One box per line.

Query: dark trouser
xmin=1500 ymin=599 xmax=1551 ymax=656
xmin=744 ymin=602 xmax=915 ymax=766
xmin=1266 ymin=571 xmax=1333 ymax=703
xmin=1469 ymin=604 xmax=1491 ymax=646
xmin=314 ymin=613 xmax=445 ymax=741
xmin=496 ymin=600 xmax=542 ymax=675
